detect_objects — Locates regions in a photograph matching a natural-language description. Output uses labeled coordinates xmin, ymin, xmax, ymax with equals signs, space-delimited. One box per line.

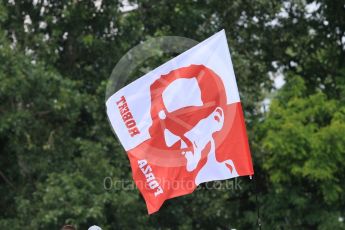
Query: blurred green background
xmin=0 ymin=0 xmax=344 ymax=229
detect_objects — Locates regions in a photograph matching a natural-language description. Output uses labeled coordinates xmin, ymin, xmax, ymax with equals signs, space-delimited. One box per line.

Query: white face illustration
xmin=159 ymin=78 xmax=225 ymax=172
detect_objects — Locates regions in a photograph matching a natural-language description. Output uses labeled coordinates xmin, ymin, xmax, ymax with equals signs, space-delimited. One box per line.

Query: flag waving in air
xmin=106 ymin=30 xmax=254 ymax=214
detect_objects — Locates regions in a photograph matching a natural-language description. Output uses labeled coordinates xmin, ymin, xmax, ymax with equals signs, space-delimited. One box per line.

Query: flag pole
xmin=250 ymin=175 xmax=262 ymax=230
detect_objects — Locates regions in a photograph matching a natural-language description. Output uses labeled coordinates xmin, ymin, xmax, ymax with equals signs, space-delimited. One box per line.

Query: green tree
xmin=258 ymin=76 xmax=345 ymax=229
xmin=1 ymin=0 xmax=345 ymax=229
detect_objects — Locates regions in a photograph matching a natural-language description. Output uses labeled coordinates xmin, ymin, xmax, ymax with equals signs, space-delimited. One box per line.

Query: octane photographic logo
xmin=106 ymin=34 xmax=244 ymax=191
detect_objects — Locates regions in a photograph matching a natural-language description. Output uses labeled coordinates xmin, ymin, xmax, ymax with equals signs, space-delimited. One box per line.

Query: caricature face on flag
xmin=106 ymin=30 xmax=254 ymax=214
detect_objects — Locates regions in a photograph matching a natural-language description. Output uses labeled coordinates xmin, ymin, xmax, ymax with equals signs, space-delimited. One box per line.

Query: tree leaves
xmin=1 ymin=0 xmax=345 ymax=229
xmin=260 ymin=76 xmax=345 ymax=228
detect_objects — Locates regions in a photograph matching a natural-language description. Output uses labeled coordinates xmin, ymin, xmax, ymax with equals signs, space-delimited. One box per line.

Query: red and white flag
xmin=106 ymin=30 xmax=254 ymax=214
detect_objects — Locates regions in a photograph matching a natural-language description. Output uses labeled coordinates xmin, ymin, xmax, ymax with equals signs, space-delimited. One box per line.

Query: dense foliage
xmin=0 ymin=0 xmax=344 ymax=229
